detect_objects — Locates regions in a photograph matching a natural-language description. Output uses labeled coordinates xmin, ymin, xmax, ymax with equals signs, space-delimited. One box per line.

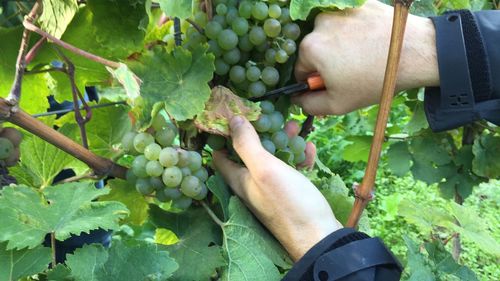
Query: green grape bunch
xmin=0 ymin=124 xmax=23 ymax=167
xmin=121 ymin=114 xmax=209 ymax=210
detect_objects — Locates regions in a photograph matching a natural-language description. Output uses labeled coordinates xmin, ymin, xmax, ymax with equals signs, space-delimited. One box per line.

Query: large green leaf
xmin=0 ymin=183 xmax=129 ymax=250
xmin=65 ymin=241 xmax=178 ymax=281
xmin=149 ymin=205 xmax=224 ymax=281
xmin=159 ymin=0 xmax=195 ymax=19
xmin=290 ymin=0 xmax=367 ymax=20
xmin=403 ymin=236 xmax=437 ymax=281
xmin=0 ymin=243 xmax=51 ymax=281
xmin=39 ymin=0 xmax=78 ymax=39
xmin=130 ymin=45 xmax=214 ymax=128
xmin=424 ymin=240 xmax=478 ymax=280
xmin=386 ymin=141 xmax=412 ymax=177
xmin=342 ymin=135 xmax=387 ymax=162
xmin=101 ymin=179 xmax=149 ymax=226
xmin=220 ymin=197 xmax=292 ymax=281
xmin=405 ymin=101 xmax=429 ymax=134
xmin=206 ymin=173 xmax=231 ymax=220
xmin=472 ymin=134 xmax=500 ymax=178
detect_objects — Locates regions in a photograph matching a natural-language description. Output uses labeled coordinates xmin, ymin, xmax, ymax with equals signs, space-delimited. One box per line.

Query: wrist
xmin=398 ymin=15 xmax=440 ymax=90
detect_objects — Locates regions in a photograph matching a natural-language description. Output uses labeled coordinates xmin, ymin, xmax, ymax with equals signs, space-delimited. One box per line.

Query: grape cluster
xmin=205 ymin=0 xmax=300 ymax=98
xmin=207 ymin=101 xmax=307 ymax=166
xmin=121 ymin=115 xmax=208 ymax=210
xmin=0 ymin=125 xmax=22 ymax=167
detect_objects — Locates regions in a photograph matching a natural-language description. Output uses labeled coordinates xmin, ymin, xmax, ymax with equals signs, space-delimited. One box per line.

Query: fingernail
xmin=230 ymin=116 xmax=244 ymax=129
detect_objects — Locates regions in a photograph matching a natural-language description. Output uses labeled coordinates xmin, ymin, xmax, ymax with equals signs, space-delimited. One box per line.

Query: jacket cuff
xmin=282 ymin=228 xmax=402 ymax=281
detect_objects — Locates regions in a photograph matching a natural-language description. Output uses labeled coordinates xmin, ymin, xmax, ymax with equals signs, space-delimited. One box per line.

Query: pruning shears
xmin=248 ymin=73 xmax=326 ymax=102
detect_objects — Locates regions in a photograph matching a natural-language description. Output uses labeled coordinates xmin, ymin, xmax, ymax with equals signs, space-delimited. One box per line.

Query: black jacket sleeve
xmin=424 ymin=10 xmax=500 ymax=132
xmin=282 ymin=228 xmax=402 ymax=281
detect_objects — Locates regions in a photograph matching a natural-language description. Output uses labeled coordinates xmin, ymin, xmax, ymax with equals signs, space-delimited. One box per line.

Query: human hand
xmin=213 ymin=116 xmax=342 ymax=261
xmin=293 ymin=0 xmax=439 ymax=115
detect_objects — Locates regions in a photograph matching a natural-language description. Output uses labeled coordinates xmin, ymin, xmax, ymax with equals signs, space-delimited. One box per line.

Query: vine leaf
xmin=0 ymin=243 xmax=51 ymax=281
xmin=386 ymin=141 xmax=412 ymax=177
xmin=149 ymin=205 xmax=224 ymax=281
xmin=289 ymin=0 xmax=367 ymax=20
xmin=106 ymin=64 xmax=142 ymax=102
xmin=130 ymin=45 xmax=214 ymax=129
xmin=101 ymin=179 xmax=149 ymax=226
xmin=342 ymin=135 xmax=388 ymax=162
xmin=194 ymin=86 xmax=261 ymax=136
xmin=206 ymin=173 xmax=231 ymax=220
xmin=0 ymin=183 xmax=129 ymax=250
xmin=39 ymin=0 xmax=78 ymax=39
xmin=472 ymin=133 xmax=500 ymax=178
xmin=64 ymin=241 xmax=178 ymax=281
xmin=424 ymin=240 xmax=478 ymax=281
xmin=403 ymin=236 xmax=439 ymax=281
xmin=221 ymin=197 xmax=292 ymax=281
xmin=158 ymin=0 xmax=195 ymax=19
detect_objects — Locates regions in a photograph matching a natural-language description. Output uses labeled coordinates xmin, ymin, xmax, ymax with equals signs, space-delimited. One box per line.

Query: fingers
xmin=294 ymin=49 xmax=317 ymax=82
xmin=212 ymin=150 xmax=248 ymax=198
xmin=228 ymin=116 xmax=272 ymax=172
xmin=297 ymin=142 xmax=316 ymax=169
xmin=284 ymin=121 xmax=300 ymax=138
xmin=291 ymin=90 xmax=335 ymax=116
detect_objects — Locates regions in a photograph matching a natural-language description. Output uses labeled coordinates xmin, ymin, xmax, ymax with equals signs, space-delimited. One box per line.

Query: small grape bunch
xmin=121 ymin=116 xmax=208 ymax=210
xmin=0 ymin=124 xmax=23 ymax=167
xmin=206 ymin=101 xmax=307 ymax=167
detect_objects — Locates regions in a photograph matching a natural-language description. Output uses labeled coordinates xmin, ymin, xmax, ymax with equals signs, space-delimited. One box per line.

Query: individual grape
xmin=253 ymin=114 xmax=271 ymax=132
xmin=264 ymin=48 xmax=276 ymax=65
xmin=4 ymin=148 xmax=20 ymax=167
xmin=192 ymin=183 xmax=208 ymax=200
xmin=289 ymin=136 xmax=307 ymax=154
xmin=216 ymin=3 xmax=227 ymax=15
xmin=261 ymin=66 xmax=280 ymax=86
xmin=172 ymin=196 xmax=192 ymax=210
xmin=238 ymin=34 xmax=254 ymax=52
xmin=225 ymin=7 xmax=239 ymax=24
xmin=217 ymin=29 xmax=238 ymax=50
xmin=283 ymin=23 xmax=301 ymax=40
xmin=238 ymin=1 xmax=253 ymax=19
xmin=159 ymin=147 xmax=179 ymax=167
xmin=263 ymin=18 xmax=281 ymax=37
xmin=208 ymin=39 xmax=223 ymax=57
xmin=282 ymin=39 xmax=297 ymax=55
xmin=248 ymin=81 xmax=266 ymax=97
xmin=226 ymin=0 xmax=238 ymax=7
xmin=275 ymin=49 xmax=289 ymax=64
xmin=0 ymin=137 xmax=14 ymax=160
xmin=229 ymin=65 xmax=246 ymax=84
xmin=193 ymin=168 xmax=209 ymax=182
xmin=268 ymin=4 xmax=281 ymax=18
xmin=181 ymin=167 xmax=191 ymax=177
xmin=155 ymin=126 xmax=176 ymax=147
xmin=150 ymin=177 xmax=165 ymax=190
xmin=205 ymin=21 xmax=223 ymax=40
xmin=164 ymin=188 xmax=183 ymax=200
xmin=249 ymin=26 xmax=266 ymax=45
xmin=136 ymin=178 xmax=155 ymax=195
xmin=261 ymin=139 xmax=276 ymax=154
xmin=180 ymin=176 xmax=202 ymax=197
xmin=231 ymin=17 xmax=249 ymax=36
xmin=131 ymin=155 xmax=148 ymax=178
xmin=246 ymin=66 xmax=261 ymax=82
xmin=255 ymin=41 xmax=270 ymax=52
xmin=276 ymin=148 xmax=294 ymax=163
xmin=155 ymin=189 xmax=169 ymax=202
xmin=144 ymin=143 xmax=161 ymax=160
xmin=126 ymin=169 xmax=138 ymax=183
xmin=151 ymin=114 xmax=168 ymax=131
xmin=193 ymin=11 xmax=208 ymax=28
xmin=260 ymin=101 xmax=275 ymax=114
xmin=121 ymin=132 xmax=137 ymax=152
xmin=279 ymin=8 xmax=291 ymax=24
xmin=207 ymin=134 xmax=226 ymax=150
xmin=133 ymin=132 xmax=154 ymax=153
xmin=252 ymin=2 xmax=268 ymax=20
xmin=294 ymin=151 xmax=306 ymax=164
xmin=223 ymin=48 xmax=241 ymax=65
xmin=146 ymin=160 xmax=164 ymax=177
xmin=0 ymin=127 xmax=23 ymax=146
xmin=272 ymin=130 xmax=289 ymax=150
xmin=188 ymin=151 xmax=203 ymax=171
xmin=215 ymin=58 xmax=230 ymax=75
xmin=177 ymin=150 xmax=190 ymax=167
xmin=213 ymin=15 xmax=227 ymax=27
xmin=162 ymin=166 xmax=183 ymax=188
xmin=269 ymin=111 xmax=284 ymax=132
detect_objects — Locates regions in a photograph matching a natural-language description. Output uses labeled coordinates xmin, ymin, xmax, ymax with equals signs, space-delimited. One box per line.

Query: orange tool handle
xmin=306 ymin=73 xmax=325 ymax=91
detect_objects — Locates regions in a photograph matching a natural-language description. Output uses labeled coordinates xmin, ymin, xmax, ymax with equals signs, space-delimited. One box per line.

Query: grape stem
xmin=299 ymin=115 xmax=315 ymax=138
xmin=0 ymin=97 xmax=128 ymax=179
xmin=346 ymin=0 xmax=415 ymax=228
xmin=201 ymin=201 xmax=224 ymax=227
xmin=186 ymin=18 xmax=205 ymax=34
xmin=55 ymin=172 xmax=99 ymax=184
xmin=50 ymin=232 xmax=56 ymax=266
xmin=6 ymin=1 xmax=40 ymax=106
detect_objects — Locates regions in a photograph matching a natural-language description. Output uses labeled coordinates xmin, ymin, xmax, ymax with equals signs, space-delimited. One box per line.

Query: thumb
xmin=229 ymin=116 xmax=270 ymax=170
